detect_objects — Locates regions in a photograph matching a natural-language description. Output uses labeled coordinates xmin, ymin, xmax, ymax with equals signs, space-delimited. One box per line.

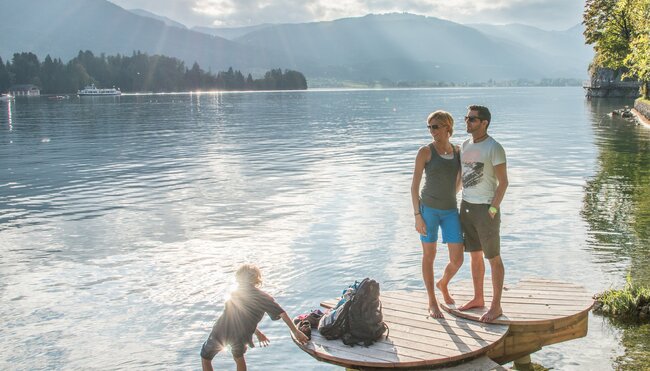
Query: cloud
xmin=108 ymin=0 xmax=584 ymax=30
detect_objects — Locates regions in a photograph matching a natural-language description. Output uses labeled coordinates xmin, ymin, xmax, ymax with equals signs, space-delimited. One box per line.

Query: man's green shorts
xmin=460 ymin=200 xmax=501 ymax=259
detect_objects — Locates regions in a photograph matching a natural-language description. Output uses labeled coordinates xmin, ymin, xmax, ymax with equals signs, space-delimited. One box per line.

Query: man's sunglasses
xmin=464 ymin=116 xmax=482 ymax=123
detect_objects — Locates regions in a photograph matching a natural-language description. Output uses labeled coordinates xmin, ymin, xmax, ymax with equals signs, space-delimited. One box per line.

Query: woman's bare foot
xmin=480 ymin=306 xmax=503 ymax=322
xmin=435 ymin=280 xmax=454 ymax=304
xmin=458 ymin=297 xmax=485 ymax=311
xmin=428 ymin=303 xmax=444 ymax=318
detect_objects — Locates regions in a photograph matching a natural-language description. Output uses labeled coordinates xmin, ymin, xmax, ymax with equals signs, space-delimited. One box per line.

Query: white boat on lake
xmin=77 ymin=84 xmax=121 ymax=96
xmin=0 ymin=93 xmax=14 ymax=101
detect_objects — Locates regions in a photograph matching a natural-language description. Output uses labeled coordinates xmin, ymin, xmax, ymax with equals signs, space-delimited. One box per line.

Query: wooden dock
xmin=293 ymin=278 xmax=594 ymax=370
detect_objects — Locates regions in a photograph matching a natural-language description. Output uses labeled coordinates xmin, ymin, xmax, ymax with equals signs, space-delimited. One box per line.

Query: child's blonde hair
xmin=235 ymin=264 xmax=263 ymax=287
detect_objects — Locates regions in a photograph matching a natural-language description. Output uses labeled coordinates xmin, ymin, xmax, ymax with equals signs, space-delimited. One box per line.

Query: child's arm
xmin=254 ymin=328 xmax=270 ymax=347
xmin=280 ymin=312 xmax=309 ymax=344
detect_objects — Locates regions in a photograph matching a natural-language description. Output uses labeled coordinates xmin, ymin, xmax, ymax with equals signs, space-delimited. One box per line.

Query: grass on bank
xmin=594 ymin=274 xmax=650 ymax=321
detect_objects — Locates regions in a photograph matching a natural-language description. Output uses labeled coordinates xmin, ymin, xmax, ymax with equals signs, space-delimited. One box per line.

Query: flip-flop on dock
xmin=293 ymin=278 xmax=594 ymax=370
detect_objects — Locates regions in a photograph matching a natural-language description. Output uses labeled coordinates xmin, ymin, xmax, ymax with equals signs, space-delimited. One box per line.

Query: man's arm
xmin=489 ymin=163 xmax=508 ymax=218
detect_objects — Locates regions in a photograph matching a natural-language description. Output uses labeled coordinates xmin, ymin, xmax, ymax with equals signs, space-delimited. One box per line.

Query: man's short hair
xmin=468 ymin=105 xmax=491 ymax=127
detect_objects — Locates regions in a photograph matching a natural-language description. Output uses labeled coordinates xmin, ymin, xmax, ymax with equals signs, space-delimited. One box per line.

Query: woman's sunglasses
xmin=427 ymin=124 xmax=441 ymax=130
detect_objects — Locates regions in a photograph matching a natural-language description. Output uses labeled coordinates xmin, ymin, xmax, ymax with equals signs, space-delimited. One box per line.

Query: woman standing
xmin=410 ymin=110 xmax=464 ymax=318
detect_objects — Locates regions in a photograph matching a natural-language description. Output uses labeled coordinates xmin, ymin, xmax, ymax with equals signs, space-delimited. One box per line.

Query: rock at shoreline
xmin=611 ymin=107 xmax=635 ymax=120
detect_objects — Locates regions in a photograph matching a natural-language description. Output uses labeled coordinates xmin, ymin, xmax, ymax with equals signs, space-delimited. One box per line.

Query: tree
xmin=10 ymin=52 xmax=41 ymax=85
xmin=623 ymin=0 xmax=650 ymax=97
xmin=0 ymin=58 xmax=10 ymax=92
xmin=584 ymin=0 xmax=650 ymax=97
xmin=584 ymin=0 xmax=636 ymax=69
xmin=186 ymin=62 xmax=203 ymax=90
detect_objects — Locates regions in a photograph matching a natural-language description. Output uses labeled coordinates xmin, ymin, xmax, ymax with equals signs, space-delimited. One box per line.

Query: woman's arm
xmin=411 ymin=146 xmax=429 ymax=235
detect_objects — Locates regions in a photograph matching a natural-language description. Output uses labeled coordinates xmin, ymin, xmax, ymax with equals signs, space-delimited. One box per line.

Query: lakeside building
xmin=9 ymin=84 xmax=41 ymax=97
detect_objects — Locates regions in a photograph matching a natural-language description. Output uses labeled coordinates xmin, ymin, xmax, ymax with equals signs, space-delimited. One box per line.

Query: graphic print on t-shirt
xmin=463 ymin=162 xmax=484 ymax=188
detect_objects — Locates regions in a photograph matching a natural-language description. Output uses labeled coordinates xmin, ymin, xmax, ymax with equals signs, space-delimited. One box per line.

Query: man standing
xmin=458 ymin=105 xmax=508 ymax=322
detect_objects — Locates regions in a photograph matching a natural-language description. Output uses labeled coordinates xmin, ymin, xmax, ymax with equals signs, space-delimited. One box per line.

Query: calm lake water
xmin=1 ymin=88 xmax=649 ymax=370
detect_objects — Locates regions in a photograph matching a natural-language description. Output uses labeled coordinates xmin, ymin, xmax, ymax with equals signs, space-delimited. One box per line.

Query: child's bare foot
xmin=427 ymin=302 xmax=444 ymax=318
xmin=436 ymin=280 xmax=454 ymax=305
xmin=458 ymin=297 xmax=485 ymax=311
xmin=480 ymin=306 xmax=503 ymax=322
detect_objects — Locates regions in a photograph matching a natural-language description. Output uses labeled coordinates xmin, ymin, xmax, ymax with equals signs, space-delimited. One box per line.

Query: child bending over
xmin=200 ymin=264 xmax=309 ymax=371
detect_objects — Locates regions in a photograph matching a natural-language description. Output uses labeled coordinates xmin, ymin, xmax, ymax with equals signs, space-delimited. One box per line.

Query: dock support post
xmin=513 ymin=354 xmax=532 ymax=370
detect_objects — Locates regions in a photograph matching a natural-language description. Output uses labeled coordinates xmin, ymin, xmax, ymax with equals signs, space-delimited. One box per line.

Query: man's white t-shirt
xmin=460 ymin=136 xmax=506 ymax=204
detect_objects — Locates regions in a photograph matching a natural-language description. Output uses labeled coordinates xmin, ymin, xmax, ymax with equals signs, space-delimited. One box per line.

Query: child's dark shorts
xmin=201 ymin=336 xmax=246 ymax=360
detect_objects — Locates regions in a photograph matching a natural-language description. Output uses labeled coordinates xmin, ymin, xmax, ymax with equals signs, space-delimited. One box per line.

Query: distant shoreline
xmin=26 ymin=86 xmax=587 ymax=97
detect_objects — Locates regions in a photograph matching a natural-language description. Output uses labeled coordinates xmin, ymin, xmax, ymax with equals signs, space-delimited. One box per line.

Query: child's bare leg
xmin=234 ymin=355 xmax=247 ymax=371
xmin=201 ymin=357 xmax=213 ymax=371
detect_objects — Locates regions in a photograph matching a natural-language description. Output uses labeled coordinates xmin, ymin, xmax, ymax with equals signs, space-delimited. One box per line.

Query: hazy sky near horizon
xmin=107 ymin=0 xmax=584 ymax=30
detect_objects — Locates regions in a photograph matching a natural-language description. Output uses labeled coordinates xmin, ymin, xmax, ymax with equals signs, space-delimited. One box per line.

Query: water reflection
xmin=583 ymin=98 xmax=650 ymax=285
xmin=4 ymin=99 xmax=12 ymax=131
xmin=583 ymin=98 xmax=650 ymax=369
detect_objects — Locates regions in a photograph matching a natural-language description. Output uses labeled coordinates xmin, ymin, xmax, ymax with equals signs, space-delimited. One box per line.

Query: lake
xmin=1 ymin=88 xmax=649 ymax=370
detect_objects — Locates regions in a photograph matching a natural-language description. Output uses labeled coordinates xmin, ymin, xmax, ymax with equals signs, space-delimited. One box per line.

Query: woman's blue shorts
xmin=419 ymin=204 xmax=463 ymax=244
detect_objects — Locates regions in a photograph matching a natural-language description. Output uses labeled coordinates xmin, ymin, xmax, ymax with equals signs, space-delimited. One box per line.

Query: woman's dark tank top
xmin=420 ymin=143 xmax=460 ymax=210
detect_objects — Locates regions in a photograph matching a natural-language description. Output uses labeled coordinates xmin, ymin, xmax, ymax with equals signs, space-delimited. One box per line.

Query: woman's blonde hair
xmin=427 ymin=110 xmax=454 ymax=136
xmin=235 ymin=264 xmax=263 ymax=287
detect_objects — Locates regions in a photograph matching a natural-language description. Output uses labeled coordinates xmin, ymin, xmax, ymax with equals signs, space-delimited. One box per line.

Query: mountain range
xmin=0 ymin=0 xmax=593 ymax=86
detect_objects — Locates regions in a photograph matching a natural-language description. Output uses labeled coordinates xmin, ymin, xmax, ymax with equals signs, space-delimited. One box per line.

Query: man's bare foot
xmin=427 ymin=303 xmax=444 ymax=319
xmin=458 ymin=297 xmax=485 ymax=311
xmin=436 ymin=280 xmax=455 ymax=305
xmin=479 ymin=306 xmax=503 ymax=322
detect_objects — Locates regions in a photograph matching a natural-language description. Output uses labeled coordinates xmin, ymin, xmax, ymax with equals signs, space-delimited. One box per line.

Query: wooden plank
xmin=443 ymin=286 xmax=593 ymax=300
xmin=384 ymin=322 xmax=506 ymax=350
xmin=402 ymin=293 xmax=591 ymax=315
xmin=382 ymin=288 xmax=595 ymax=310
xmin=382 ymin=324 xmax=499 ymax=356
xmin=321 ymin=299 xmax=338 ymax=308
xmin=519 ymin=280 xmax=587 ymax=288
xmin=441 ymin=279 xmax=593 ymax=295
xmin=440 ymin=279 xmax=594 ymax=325
xmin=305 ymin=332 xmax=423 ymax=364
xmin=384 ymin=314 xmax=508 ymax=345
xmin=381 ymin=307 xmax=508 ymax=338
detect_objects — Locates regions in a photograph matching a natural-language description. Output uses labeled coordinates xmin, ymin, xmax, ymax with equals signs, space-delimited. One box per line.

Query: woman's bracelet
xmin=414 ymin=212 xmax=421 ymax=216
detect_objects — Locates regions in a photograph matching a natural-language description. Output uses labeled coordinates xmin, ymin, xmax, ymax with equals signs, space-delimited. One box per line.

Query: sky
xmin=107 ymin=0 xmax=585 ymax=31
